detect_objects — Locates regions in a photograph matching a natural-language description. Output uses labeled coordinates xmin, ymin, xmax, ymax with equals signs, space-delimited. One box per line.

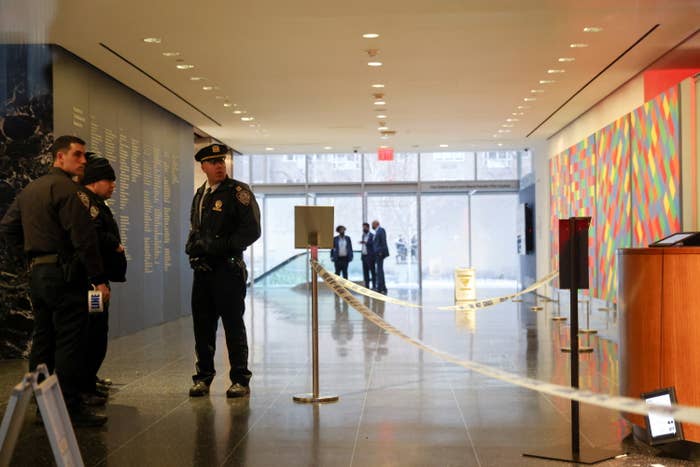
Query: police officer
xmin=186 ymin=143 xmax=261 ymax=398
xmin=81 ymin=154 xmax=127 ymax=400
xmin=0 ymin=135 xmax=110 ymax=427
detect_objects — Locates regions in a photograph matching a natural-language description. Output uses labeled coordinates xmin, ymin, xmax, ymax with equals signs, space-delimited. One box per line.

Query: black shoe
xmin=189 ymin=381 xmax=210 ymax=397
xmin=80 ymin=393 xmax=107 ymax=407
xmin=93 ymin=386 xmax=109 ymax=398
xmin=226 ymin=383 xmax=250 ymax=398
xmin=68 ymin=405 xmax=108 ymax=427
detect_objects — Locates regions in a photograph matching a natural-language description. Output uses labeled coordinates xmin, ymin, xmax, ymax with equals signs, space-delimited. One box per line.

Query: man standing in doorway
xmin=331 ymin=225 xmax=353 ymax=279
xmin=372 ymin=220 xmax=389 ymax=294
xmin=359 ymin=222 xmax=375 ymax=289
xmin=186 ymin=143 xmax=261 ymax=398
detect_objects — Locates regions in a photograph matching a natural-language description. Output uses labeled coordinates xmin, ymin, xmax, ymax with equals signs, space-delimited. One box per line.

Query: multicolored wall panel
xmin=568 ymin=135 xmax=597 ymax=293
xmin=595 ymin=116 xmax=631 ymax=302
xmin=550 ymin=85 xmax=680 ymax=301
xmin=630 ymin=86 xmax=681 ymax=247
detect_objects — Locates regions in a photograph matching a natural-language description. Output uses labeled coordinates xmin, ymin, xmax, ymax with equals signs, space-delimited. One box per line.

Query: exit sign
xmin=378 ymin=147 xmax=394 ymax=161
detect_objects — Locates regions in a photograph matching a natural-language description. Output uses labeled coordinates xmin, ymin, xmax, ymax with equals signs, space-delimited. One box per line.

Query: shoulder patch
xmin=77 ymin=191 xmax=90 ymax=209
xmin=90 ymin=205 xmax=100 ymax=219
xmin=236 ymin=189 xmax=251 ymax=206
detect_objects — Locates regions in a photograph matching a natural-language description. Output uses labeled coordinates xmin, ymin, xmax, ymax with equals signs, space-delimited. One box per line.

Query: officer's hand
xmin=96 ymin=283 xmax=111 ymax=303
xmin=187 ymin=238 xmax=206 ymax=257
xmin=116 ymin=244 xmax=125 ymax=253
xmin=189 ymin=257 xmax=213 ymax=272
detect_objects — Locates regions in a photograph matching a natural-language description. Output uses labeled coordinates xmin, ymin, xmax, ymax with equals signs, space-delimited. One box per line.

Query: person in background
xmin=359 ymin=222 xmax=375 ymax=289
xmin=371 ymin=220 xmax=389 ymax=294
xmin=331 ymin=225 xmax=353 ymax=279
xmin=0 ymin=135 xmax=109 ymax=427
xmin=186 ymin=143 xmax=261 ymax=398
xmin=80 ymin=153 xmax=127 ymax=401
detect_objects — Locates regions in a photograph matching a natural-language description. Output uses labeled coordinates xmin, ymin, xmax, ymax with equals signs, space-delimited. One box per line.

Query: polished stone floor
xmin=0 ymin=284 xmax=696 ymax=466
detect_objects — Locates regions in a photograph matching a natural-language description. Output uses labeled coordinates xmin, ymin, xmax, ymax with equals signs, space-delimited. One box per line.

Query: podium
xmin=618 ymin=247 xmax=700 ymax=442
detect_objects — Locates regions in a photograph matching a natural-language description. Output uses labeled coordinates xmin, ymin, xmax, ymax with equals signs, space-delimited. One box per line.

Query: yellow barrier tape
xmin=311 ymin=260 xmax=700 ymax=426
xmin=321 ymin=268 xmax=558 ymax=311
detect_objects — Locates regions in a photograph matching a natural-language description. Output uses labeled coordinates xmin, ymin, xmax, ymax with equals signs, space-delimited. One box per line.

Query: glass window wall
xmin=421 ymin=194 xmax=470 ymax=286
xmin=470 ymin=193 xmax=518 ymax=285
xmin=476 ymin=151 xmax=518 ymax=180
xmin=364 ymin=152 xmax=418 ymax=182
xmin=308 ymin=153 xmax=361 ymax=183
xmin=252 ymin=154 xmax=306 ymax=184
xmin=420 ymin=152 xmax=475 ymax=181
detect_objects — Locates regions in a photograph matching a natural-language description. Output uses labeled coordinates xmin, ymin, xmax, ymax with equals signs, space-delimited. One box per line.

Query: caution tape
xmin=311 ymin=260 xmax=700 ymax=426
xmin=321 ymin=268 xmax=558 ymax=311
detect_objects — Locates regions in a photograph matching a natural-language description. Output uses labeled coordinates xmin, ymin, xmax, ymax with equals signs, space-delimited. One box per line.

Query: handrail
xmin=249 ymin=249 xmax=362 ymax=286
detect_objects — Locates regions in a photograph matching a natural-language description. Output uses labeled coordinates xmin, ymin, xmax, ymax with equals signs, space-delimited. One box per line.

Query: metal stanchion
xmin=551 ymin=289 xmax=567 ymax=321
xmin=293 ymin=247 xmax=339 ymax=404
xmin=579 ymin=297 xmax=598 ymax=335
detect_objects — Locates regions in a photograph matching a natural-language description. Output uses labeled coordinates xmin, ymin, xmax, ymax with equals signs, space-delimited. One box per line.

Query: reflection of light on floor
xmin=455 ymin=309 xmax=476 ymax=332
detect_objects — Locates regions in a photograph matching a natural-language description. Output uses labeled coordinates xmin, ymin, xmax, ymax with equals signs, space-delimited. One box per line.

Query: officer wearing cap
xmin=81 ymin=153 xmax=127 ymax=401
xmin=0 ymin=135 xmax=110 ymax=427
xmin=186 ymin=143 xmax=261 ymax=398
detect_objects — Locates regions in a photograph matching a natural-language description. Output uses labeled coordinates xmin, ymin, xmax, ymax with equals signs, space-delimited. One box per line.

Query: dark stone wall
xmin=0 ymin=44 xmax=54 ymax=358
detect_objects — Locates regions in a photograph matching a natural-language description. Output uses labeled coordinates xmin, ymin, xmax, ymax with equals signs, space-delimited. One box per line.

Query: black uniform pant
xmin=191 ymin=260 xmax=251 ymax=386
xmin=334 ymin=257 xmax=350 ymax=279
xmin=375 ymin=255 xmax=387 ymax=292
xmin=86 ymin=300 xmax=110 ymax=392
xmin=29 ymin=263 xmax=88 ymax=408
xmin=361 ymin=254 xmax=376 ymax=289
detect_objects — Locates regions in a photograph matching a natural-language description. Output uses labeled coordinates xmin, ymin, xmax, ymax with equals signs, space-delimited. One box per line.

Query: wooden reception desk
xmin=618 ymin=247 xmax=700 ymax=441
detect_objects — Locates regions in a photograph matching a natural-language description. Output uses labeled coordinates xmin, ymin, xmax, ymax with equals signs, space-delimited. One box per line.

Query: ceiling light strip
xmin=527 ymin=24 xmax=660 ymax=138
xmin=99 ymin=42 xmax=222 ymax=126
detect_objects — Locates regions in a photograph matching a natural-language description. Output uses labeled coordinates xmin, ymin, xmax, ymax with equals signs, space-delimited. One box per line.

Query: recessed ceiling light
xmin=530 ymin=89 xmax=544 ymax=93
xmin=376 ymin=114 xmax=387 ymax=119
xmin=439 ymin=144 xmax=449 ymax=148
xmin=249 ymin=124 xmax=256 ymax=128
xmin=176 ymin=64 xmax=194 ymax=70
xmin=378 ymin=126 xmax=389 ymax=131
xmin=498 ymin=129 xmax=511 ymax=133
xmin=371 ymin=84 xmax=385 ymax=88
xmin=202 ymin=85 xmax=214 ymax=91
xmin=380 ymin=135 xmax=389 ymax=140
xmin=363 ymin=33 xmax=380 ymax=39
xmin=497 ymin=143 xmax=503 ymax=147
xmin=265 ymin=147 xmax=274 ymax=151
xmin=502 ymin=124 xmax=514 ymax=128
xmin=233 ymin=110 xmax=243 ymax=114
xmin=162 ymin=52 xmax=180 ymax=57
xmin=223 ymin=103 xmax=232 ymax=107
xmin=374 ymin=100 xmax=386 ymax=105
xmin=368 ymin=61 xmax=383 ymax=67
xmin=241 ymin=117 xmax=255 ymax=122
xmin=558 ymin=57 xmax=576 ymax=62
xmin=570 ymin=43 xmax=589 ymax=48
xmin=547 ymin=69 xmax=566 ymax=74
xmin=539 ymin=79 xmax=556 ymax=84
xmin=324 ymin=146 xmax=333 ymax=150
xmin=506 ymin=118 xmax=519 ymax=122
xmin=523 ymin=97 xmax=537 ymax=101
xmin=143 ymin=37 xmax=161 ymax=44
xmin=190 ymin=76 xmax=205 ymax=81
xmin=583 ymin=27 xmax=603 ymax=33
xmin=517 ymin=106 xmax=529 ymax=109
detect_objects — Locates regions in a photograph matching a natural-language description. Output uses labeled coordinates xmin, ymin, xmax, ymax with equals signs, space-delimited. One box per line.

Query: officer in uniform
xmin=0 ymin=135 xmax=110 ymax=427
xmin=186 ymin=143 xmax=261 ymax=398
xmin=81 ymin=154 xmax=127 ymax=400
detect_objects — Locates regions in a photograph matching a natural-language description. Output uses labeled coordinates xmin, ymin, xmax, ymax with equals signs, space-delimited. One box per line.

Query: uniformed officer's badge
xmin=236 ymin=189 xmax=251 ymax=206
xmin=77 ymin=191 xmax=90 ymax=209
xmin=213 ymin=200 xmax=223 ymax=211
xmin=212 ymin=145 xmax=220 ymax=153
xmin=90 ymin=206 xmax=100 ymax=219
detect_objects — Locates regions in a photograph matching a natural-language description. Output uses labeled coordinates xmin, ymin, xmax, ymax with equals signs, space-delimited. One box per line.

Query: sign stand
xmin=292 ymin=206 xmax=339 ymax=404
xmin=524 ymin=217 xmax=623 ymax=464
xmin=0 ymin=364 xmax=84 ymax=467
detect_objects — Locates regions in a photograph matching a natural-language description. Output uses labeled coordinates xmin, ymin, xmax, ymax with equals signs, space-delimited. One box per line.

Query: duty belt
xmin=29 ymin=254 xmax=59 ymax=269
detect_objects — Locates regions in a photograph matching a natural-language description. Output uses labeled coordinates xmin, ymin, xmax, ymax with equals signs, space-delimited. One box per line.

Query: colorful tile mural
xmin=630 ymin=86 xmax=680 ymax=247
xmin=595 ymin=116 xmax=631 ymax=302
xmin=550 ymin=86 xmax=680 ymax=301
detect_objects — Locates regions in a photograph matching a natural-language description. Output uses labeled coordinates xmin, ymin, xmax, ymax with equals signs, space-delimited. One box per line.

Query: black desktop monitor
xmin=649 ymin=232 xmax=700 ymax=247
xmin=641 ymin=387 xmax=684 ymax=445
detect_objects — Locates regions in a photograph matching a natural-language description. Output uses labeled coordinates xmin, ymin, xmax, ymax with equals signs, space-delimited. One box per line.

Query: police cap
xmin=195 ymin=143 xmax=230 ymax=162
xmin=83 ymin=153 xmax=116 ymax=185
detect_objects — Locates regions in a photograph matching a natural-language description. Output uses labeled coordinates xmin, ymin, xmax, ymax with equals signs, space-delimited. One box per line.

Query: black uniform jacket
xmin=185 ymin=177 xmax=261 ymax=261
xmin=83 ymin=189 xmax=127 ymax=282
xmin=0 ymin=167 xmax=106 ymax=283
